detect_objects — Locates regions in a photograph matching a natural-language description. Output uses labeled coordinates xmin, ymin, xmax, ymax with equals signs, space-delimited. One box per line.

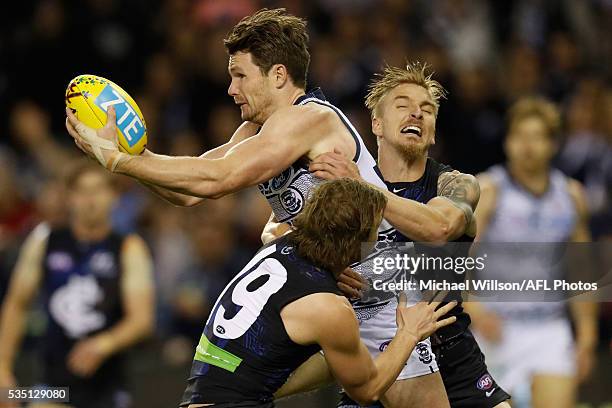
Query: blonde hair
xmin=365 ymin=62 xmax=447 ymax=117
xmin=508 ymin=97 xmax=561 ymax=139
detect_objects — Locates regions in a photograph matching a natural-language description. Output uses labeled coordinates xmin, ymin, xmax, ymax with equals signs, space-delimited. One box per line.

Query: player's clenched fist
xmin=395 ymin=292 xmax=457 ymax=342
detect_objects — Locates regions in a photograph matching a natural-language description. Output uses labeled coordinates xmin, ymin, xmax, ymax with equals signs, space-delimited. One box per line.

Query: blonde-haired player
xmin=299 ymin=62 xmax=511 ymax=408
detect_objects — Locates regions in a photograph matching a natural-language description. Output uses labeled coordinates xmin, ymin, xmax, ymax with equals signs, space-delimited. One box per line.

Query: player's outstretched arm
xmin=138 ymin=121 xmax=260 ymax=207
xmin=0 ymin=224 xmax=49 ymax=391
xmin=283 ymin=293 xmax=456 ymax=405
xmin=66 ymin=234 xmax=155 ymax=377
xmin=66 ymin=106 xmax=330 ymax=199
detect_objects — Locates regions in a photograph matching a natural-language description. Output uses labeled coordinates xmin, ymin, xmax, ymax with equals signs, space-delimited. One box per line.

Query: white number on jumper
xmin=211 ymin=253 xmax=287 ymax=340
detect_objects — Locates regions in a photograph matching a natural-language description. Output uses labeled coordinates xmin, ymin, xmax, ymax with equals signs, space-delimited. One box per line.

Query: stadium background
xmin=0 ymin=0 xmax=610 ymax=406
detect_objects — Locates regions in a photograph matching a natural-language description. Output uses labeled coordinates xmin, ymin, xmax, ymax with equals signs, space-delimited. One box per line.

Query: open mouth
xmin=400 ymin=125 xmax=422 ymax=137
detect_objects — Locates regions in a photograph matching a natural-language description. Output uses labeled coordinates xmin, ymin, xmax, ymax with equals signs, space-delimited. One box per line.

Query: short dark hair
xmin=63 ymin=158 xmax=115 ymax=190
xmin=224 ymin=8 xmax=310 ymax=89
xmin=289 ymin=179 xmax=387 ymax=273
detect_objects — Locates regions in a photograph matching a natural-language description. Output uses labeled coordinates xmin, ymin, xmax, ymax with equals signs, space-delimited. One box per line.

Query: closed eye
xmin=421 ymin=103 xmax=435 ymax=114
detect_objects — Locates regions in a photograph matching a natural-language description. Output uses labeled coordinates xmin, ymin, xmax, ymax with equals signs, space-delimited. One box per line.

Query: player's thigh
xmin=381 ymin=371 xmax=450 ymax=408
xmin=531 ymin=374 xmax=575 ymax=408
xmin=493 ymin=402 xmax=512 ymax=408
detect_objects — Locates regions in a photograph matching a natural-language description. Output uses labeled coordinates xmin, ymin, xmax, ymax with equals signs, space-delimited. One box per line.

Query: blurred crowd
xmin=0 ymin=0 xmax=611 ymax=385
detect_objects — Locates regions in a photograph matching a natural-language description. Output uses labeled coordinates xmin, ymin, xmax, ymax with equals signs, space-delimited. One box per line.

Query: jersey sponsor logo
xmin=476 ymin=373 xmax=494 ymax=391
xmin=280 ymin=187 xmax=304 ymax=215
xmin=271 ymin=168 xmax=292 ymax=190
xmin=89 ymin=251 xmax=116 ymax=277
xmin=47 ymin=252 xmax=74 ymax=272
xmin=485 ymin=388 xmax=496 ymax=397
xmin=416 ymin=342 xmax=433 ymax=364
xmin=258 ymin=168 xmax=294 ymax=196
xmin=49 ymin=275 xmax=106 ymax=338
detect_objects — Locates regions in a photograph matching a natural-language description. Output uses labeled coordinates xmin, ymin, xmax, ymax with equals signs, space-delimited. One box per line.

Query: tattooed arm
xmin=428 ymin=170 xmax=480 ymax=238
xmin=308 ymin=151 xmax=480 ymax=242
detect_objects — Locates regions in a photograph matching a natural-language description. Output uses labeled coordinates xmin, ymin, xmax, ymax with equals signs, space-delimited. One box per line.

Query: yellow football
xmin=65 ymin=74 xmax=147 ymax=155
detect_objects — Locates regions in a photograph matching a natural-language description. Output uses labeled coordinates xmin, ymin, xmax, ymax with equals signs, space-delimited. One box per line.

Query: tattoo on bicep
xmin=437 ymin=172 xmax=479 ymax=209
xmin=437 ymin=172 xmax=480 ymax=227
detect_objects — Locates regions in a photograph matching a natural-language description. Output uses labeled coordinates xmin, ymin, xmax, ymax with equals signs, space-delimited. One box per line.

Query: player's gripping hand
xmin=309 ymin=149 xmax=363 ymax=181
xmin=395 ymin=293 xmax=457 ymax=342
xmin=65 ymin=107 xmax=121 ymax=171
xmin=337 ymin=267 xmax=367 ymax=299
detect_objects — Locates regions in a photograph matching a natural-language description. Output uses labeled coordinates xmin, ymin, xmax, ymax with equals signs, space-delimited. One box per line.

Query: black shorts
xmin=433 ymin=329 xmax=510 ymax=408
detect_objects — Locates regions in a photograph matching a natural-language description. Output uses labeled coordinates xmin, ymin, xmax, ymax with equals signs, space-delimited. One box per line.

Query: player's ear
xmin=372 ymin=116 xmax=383 ymax=138
xmin=271 ymin=64 xmax=288 ymax=89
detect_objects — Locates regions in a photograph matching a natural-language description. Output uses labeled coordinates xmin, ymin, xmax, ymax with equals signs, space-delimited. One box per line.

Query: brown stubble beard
xmin=397 ymin=139 xmax=429 ymax=163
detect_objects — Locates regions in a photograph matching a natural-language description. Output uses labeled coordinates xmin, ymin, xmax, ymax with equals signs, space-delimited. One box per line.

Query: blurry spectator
xmin=438 ymin=65 xmax=506 ymax=174
xmin=557 ymin=78 xmax=612 ymax=231
xmin=165 ymin=199 xmax=251 ymax=343
xmin=10 ymin=100 xmax=77 ymax=187
xmin=424 ymin=0 xmax=496 ymax=70
xmin=34 ymin=179 xmax=68 ymax=229
xmin=0 ymin=150 xmax=35 ymax=253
